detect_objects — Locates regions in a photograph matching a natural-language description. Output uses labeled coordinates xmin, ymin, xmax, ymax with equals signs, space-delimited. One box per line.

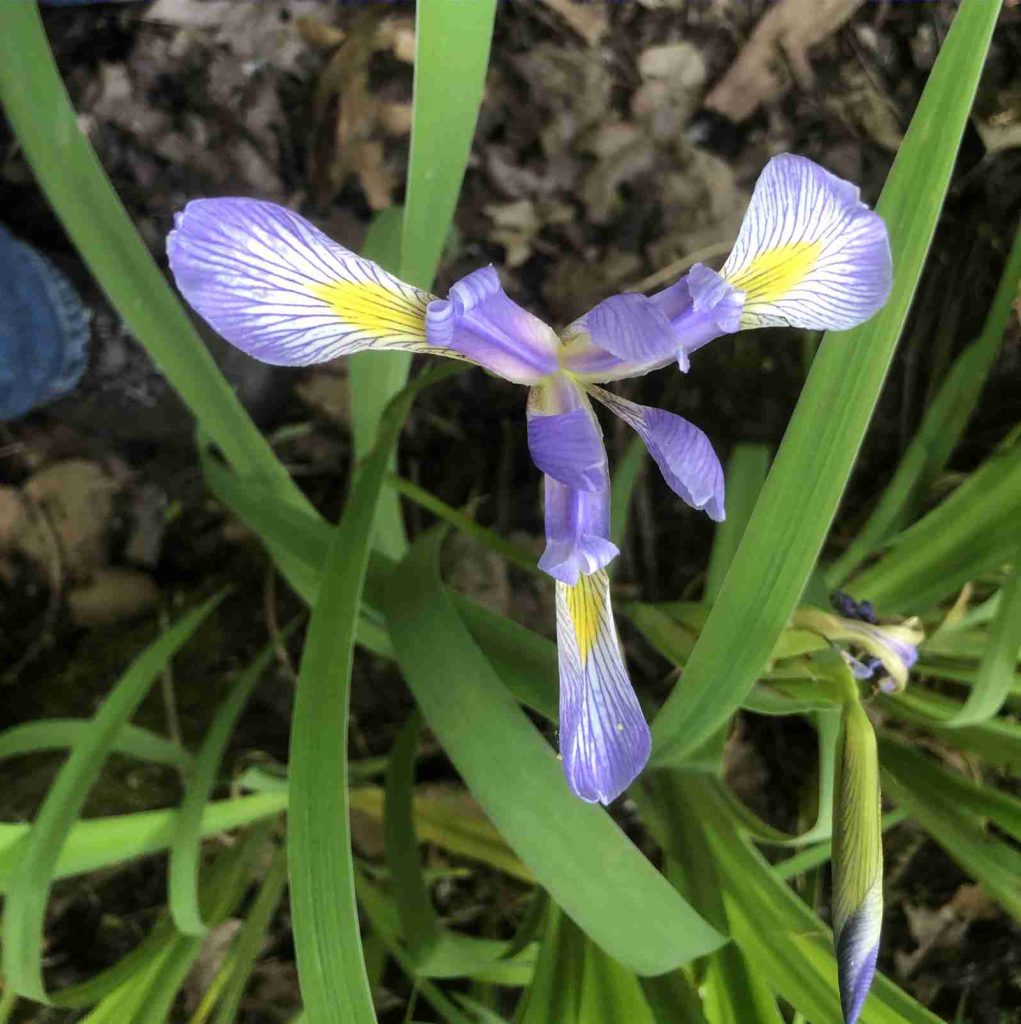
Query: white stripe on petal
xmin=168 ymin=198 xmax=439 ymax=366
xmin=555 ymin=570 xmax=651 ymax=804
xmin=719 ymin=155 xmax=892 ymax=331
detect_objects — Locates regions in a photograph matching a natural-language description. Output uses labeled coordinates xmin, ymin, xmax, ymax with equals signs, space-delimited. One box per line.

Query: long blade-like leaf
xmin=384 ymin=529 xmax=723 ymax=975
xmin=650 ymin=0 xmax=1001 ymax=763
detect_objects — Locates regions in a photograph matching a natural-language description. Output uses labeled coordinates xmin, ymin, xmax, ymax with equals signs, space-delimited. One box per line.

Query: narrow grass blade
xmin=384 ymin=712 xmax=440 ymax=960
xmin=830 ymin=221 xmax=1021 ymax=583
xmin=940 ymin=544 xmax=1021 ymax=726
xmin=212 ymin=844 xmax=289 ymax=1024
xmin=0 ymin=4 xmax=303 ymax=506
xmin=388 ymin=474 xmax=539 ymax=573
xmin=2 ymin=593 xmax=225 ymax=1003
xmin=705 ymin=444 xmax=771 ymax=604
xmin=400 ymin=0 xmax=496 ymax=290
xmin=881 ymin=750 xmax=1021 ymax=921
xmin=878 ymin=733 xmax=1021 ymax=844
xmin=384 ymin=529 xmax=724 ymax=975
xmin=0 ymin=720 xmax=191 ymax=770
xmin=169 ymin=635 xmax=286 ymax=936
xmin=651 ymin=0 xmax=1001 ymax=763
xmin=352 ymin=206 xmax=409 ymax=561
xmin=848 ymin=436 xmax=1021 ymax=612
xmin=288 ymin=370 xmax=445 ymax=1024
xmin=351 ymin=0 xmax=496 ymax=559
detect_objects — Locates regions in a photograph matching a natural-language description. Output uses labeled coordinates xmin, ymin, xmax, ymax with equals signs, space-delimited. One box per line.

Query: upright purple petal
xmin=559 ymin=270 xmax=743 ymax=383
xmin=587 ymin=386 xmax=725 ymax=521
xmin=555 ymin=569 xmax=651 ymax=804
xmin=425 ymin=267 xmax=559 ymax=385
xmin=167 ymin=198 xmax=437 ymax=365
xmin=710 ymin=154 xmax=892 ymax=331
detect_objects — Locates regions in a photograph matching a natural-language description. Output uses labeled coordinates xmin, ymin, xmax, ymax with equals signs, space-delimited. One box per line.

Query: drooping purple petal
xmin=425 ymin=267 xmax=559 ymax=385
xmin=714 ymin=153 xmax=892 ymax=331
xmin=526 ymin=374 xmax=607 ymax=492
xmin=587 ymin=386 xmax=725 ymax=521
xmin=167 ymin=198 xmax=436 ymax=365
xmin=527 ymin=409 xmax=606 ymax=492
xmin=555 ymin=569 xmax=651 ymax=804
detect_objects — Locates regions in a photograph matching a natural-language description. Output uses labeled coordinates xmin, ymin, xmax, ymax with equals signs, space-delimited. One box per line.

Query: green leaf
xmin=705 ymin=444 xmax=771 ymax=604
xmin=937 ymin=544 xmax=1021 ymax=726
xmin=287 ymin=373 xmax=441 ymax=1024
xmin=212 ymin=844 xmax=289 ymax=1024
xmin=2 ymin=593 xmax=225 ymax=1003
xmin=610 ymin=436 xmax=647 ymax=549
xmin=0 ymin=720 xmax=191 ymax=770
xmin=652 ymin=774 xmax=943 ymax=1024
xmin=847 ymin=435 xmax=1021 ymax=612
xmin=384 ymin=529 xmax=724 ymax=975
xmin=0 ymin=794 xmax=286 ymax=896
xmin=350 ymin=0 xmax=496 ymax=560
xmin=880 ymin=787 xmax=1021 ymax=925
xmin=0 ymin=2 xmax=304 ymax=507
xmin=649 ymin=0 xmax=1001 ymax=764
xmin=384 ymin=713 xmax=440 ymax=959
xmin=169 ymin=634 xmax=286 ymax=936
xmin=829 ymin=221 xmax=1021 ymax=583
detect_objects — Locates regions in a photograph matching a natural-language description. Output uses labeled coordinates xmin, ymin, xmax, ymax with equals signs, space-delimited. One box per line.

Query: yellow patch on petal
xmin=726 ymin=240 xmax=823 ymax=307
xmin=566 ymin=574 xmax=601 ymax=664
xmin=308 ymin=280 xmax=428 ymax=341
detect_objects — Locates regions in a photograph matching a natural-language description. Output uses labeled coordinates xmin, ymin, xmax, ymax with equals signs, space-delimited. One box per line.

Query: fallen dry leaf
xmin=537 ymin=0 xmax=608 ymax=46
xmin=706 ymin=0 xmax=866 ymax=123
xmin=67 ymin=568 xmax=160 ymax=628
xmin=22 ymin=459 xmax=119 ymax=580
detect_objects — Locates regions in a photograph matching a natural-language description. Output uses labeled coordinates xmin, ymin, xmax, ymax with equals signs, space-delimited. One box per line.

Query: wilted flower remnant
xmin=796 ymin=597 xmax=924 ymax=695
xmin=167 ymin=154 xmax=891 ymax=806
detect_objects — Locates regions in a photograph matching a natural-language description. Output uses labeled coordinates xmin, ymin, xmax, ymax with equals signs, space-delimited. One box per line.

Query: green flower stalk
xmin=832 ymin=696 xmax=883 ymax=1024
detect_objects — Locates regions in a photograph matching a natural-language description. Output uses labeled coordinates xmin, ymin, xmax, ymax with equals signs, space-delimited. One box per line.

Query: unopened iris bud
xmin=832 ymin=698 xmax=883 ymax=1024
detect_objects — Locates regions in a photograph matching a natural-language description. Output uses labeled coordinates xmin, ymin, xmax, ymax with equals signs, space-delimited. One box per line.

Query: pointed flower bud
xmin=833 ymin=698 xmax=883 ymax=1024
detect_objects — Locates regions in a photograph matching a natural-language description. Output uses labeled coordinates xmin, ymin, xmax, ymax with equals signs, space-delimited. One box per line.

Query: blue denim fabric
xmin=0 ymin=225 xmax=89 ymax=420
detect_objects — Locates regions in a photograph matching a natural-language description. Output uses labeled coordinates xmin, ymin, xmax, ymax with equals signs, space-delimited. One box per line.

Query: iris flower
xmin=168 ymin=154 xmax=891 ymax=805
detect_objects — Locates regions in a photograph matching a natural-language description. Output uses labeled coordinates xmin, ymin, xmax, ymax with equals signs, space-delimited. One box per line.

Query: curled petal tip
xmin=556 ymin=571 xmax=651 ymax=803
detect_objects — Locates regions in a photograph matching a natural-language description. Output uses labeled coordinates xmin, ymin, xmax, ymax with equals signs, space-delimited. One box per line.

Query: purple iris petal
xmin=718 ymin=154 xmax=892 ymax=331
xmin=539 ymin=475 xmax=619 ymax=585
xmin=561 ymin=292 xmax=686 ymax=377
xmin=555 ymin=571 xmax=651 ymax=804
xmin=666 ymin=263 xmax=745 ymax=356
xmin=527 ymin=409 xmax=606 ymax=492
xmin=167 ymin=198 xmax=435 ymax=366
xmin=587 ymin=386 xmax=725 ymax=521
xmin=425 ymin=267 xmax=559 ymax=385
xmin=560 ymin=267 xmax=744 ymax=382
